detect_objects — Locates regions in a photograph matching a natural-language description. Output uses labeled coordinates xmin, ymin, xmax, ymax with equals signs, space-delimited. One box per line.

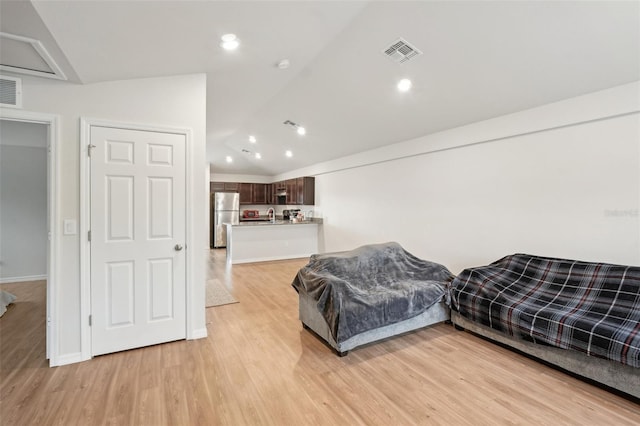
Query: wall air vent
xmin=383 ymin=38 xmax=422 ymax=64
xmin=0 ymin=75 xmax=22 ymax=108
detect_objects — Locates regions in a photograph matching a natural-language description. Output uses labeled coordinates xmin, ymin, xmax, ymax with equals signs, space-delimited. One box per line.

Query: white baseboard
xmin=0 ymin=274 xmax=47 ymax=284
xmin=51 ymin=351 xmax=83 ymax=367
xmin=231 ymin=254 xmax=312 ymax=265
xmin=189 ymin=328 xmax=208 ymax=340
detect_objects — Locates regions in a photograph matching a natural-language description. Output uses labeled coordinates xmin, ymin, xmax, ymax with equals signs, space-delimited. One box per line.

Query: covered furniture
xmin=292 ymin=242 xmax=454 ymax=356
xmin=0 ymin=290 xmax=16 ymax=317
xmin=450 ymin=253 xmax=640 ymax=398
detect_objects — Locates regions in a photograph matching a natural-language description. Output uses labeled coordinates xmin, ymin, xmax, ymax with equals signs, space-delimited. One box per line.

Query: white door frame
xmin=79 ymin=118 xmax=194 ymax=361
xmin=0 ymin=108 xmax=60 ymax=366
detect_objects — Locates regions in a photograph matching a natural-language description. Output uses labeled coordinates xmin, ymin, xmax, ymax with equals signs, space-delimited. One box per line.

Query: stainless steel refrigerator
xmin=211 ymin=192 xmax=240 ymax=248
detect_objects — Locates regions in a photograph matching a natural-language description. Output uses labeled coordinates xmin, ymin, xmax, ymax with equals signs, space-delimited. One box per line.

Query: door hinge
xmin=88 ymin=230 xmax=91 ymax=241
xmin=88 ymin=144 xmax=96 ymax=157
xmin=89 ymin=315 xmax=92 ymax=326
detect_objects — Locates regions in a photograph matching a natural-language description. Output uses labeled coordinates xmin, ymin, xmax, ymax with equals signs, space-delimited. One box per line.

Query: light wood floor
xmin=1 ymin=251 xmax=639 ymax=425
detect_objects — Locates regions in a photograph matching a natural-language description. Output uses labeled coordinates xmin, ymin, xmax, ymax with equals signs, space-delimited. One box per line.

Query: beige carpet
xmin=206 ymin=279 xmax=238 ymax=308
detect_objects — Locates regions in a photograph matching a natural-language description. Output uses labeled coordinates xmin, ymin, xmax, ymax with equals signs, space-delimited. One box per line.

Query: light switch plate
xmin=63 ymin=219 xmax=77 ymax=235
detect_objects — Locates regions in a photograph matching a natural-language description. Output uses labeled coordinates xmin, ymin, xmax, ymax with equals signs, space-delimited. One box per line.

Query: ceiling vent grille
xmin=0 ymin=75 xmax=22 ymax=108
xmin=383 ymin=38 xmax=422 ymax=64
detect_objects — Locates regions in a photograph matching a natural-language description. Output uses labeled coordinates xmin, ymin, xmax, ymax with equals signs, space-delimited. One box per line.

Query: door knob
xmin=174 ymin=244 xmax=184 ymax=251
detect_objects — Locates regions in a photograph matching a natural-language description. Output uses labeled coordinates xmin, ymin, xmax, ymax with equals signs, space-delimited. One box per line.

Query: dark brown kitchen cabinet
xmin=286 ymin=179 xmax=297 ymax=204
xmin=252 ymin=183 xmax=268 ymax=204
xmin=265 ymin=184 xmax=272 ymax=205
xmin=239 ymin=183 xmax=253 ymax=204
xmin=296 ymin=177 xmax=315 ymax=205
xmin=270 ymin=182 xmax=279 ymax=204
xmin=210 ymin=181 xmax=225 ymax=192
xmin=211 ymin=178 xmax=313 ymax=205
xmin=210 ymin=181 xmax=239 ymax=192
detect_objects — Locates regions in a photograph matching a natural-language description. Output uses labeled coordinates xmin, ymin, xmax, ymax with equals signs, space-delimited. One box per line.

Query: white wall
xmin=286 ymin=82 xmax=640 ymax=273
xmin=14 ymin=73 xmax=208 ymax=360
xmin=0 ymin=120 xmax=48 ymax=281
xmin=210 ymin=173 xmax=272 ymax=184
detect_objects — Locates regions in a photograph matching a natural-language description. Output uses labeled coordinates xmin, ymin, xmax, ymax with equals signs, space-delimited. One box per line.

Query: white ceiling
xmin=2 ymin=1 xmax=639 ymax=177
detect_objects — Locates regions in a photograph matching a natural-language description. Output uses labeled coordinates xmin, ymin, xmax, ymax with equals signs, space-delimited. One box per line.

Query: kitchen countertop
xmin=233 ymin=218 xmax=322 ymax=227
xmin=226 ymin=217 xmax=321 ymax=264
xmin=239 ymin=216 xmax=272 ymax=222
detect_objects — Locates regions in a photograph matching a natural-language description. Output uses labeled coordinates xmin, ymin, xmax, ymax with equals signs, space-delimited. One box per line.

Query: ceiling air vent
xmin=383 ymin=38 xmax=422 ymax=64
xmin=0 ymin=75 xmax=22 ymax=108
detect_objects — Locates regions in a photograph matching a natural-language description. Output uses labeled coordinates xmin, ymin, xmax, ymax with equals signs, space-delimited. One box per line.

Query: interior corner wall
xmin=18 ymin=73 xmax=208 ymax=359
xmin=0 ymin=121 xmax=48 ymax=281
xmin=311 ymin=82 xmax=640 ymax=274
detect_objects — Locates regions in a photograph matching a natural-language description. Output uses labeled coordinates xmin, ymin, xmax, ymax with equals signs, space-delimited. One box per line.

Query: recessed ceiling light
xmin=397 ymin=78 xmax=412 ymax=92
xmin=220 ymin=33 xmax=239 ymax=50
xmin=255 ymin=153 xmax=261 ymax=159
xmin=225 ymin=156 xmax=233 ymax=163
xmin=285 ymin=150 xmax=293 ymax=158
xmin=277 ymin=59 xmax=290 ymax=69
xmin=284 ymin=120 xmax=307 ymax=136
xmin=248 ymin=135 xmax=257 ymax=143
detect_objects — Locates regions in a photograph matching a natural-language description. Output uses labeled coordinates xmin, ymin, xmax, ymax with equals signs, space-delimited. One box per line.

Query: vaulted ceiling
xmin=1 ymin=1 xmax=639 ymax=176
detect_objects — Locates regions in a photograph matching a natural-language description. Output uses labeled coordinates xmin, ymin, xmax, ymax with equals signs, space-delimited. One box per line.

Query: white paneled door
xmin=90 ymin=126 xmax=186 ymax=356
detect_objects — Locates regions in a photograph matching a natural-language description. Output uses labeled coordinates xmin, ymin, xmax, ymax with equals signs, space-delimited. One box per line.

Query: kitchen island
xmin=225 ymin=219 xmax=321 ymax=264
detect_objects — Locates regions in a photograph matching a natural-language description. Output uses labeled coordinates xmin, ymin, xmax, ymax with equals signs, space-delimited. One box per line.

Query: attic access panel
xmin=0 ymin=32 xmax=66 ymax=80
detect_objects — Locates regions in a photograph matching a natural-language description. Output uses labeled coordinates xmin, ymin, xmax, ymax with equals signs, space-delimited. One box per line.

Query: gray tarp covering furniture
xmin=292 ymin=242 xmax=454 ymax=344
xmin=0 ymin=290 xmax=16 ymax=317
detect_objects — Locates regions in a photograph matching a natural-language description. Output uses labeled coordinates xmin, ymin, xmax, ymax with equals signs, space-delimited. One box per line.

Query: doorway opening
xmin=0 ymin=111 xmax=59 ymax=366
